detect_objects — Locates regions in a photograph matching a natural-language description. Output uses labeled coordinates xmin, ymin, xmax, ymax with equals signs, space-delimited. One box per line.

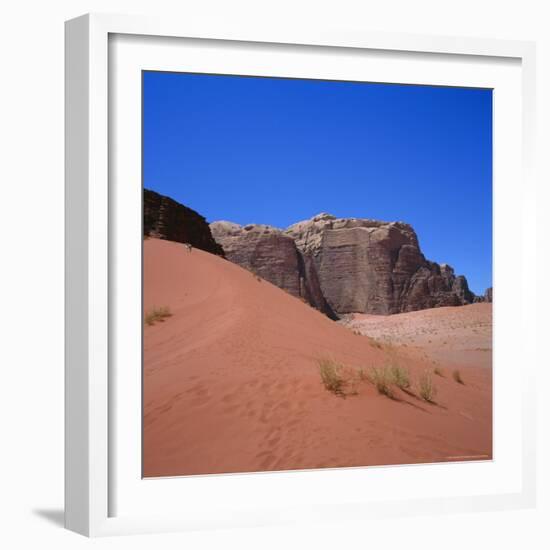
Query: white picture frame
xmin=65 ymin=12 xmax=537 ymax=537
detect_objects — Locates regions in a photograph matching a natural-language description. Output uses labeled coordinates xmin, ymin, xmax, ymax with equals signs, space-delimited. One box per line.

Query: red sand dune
xmin=143 ymin=238 xmax=492 ymax=477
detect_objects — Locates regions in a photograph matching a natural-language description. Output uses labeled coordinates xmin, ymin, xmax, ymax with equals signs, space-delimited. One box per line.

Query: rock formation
xmin=475 ymin=287 xmax=493 ymax=303
xmin=211 ymin=212 xmax=477 ymax=316
xmin=143 ymin=188 xmax=481 ymax=317
xmin=144 ymin=189 xmax=224 ymax=256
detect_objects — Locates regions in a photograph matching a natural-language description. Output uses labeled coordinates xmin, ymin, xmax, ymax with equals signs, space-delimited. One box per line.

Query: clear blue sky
xmin=143 ymin=71 xmax=492 ymax=295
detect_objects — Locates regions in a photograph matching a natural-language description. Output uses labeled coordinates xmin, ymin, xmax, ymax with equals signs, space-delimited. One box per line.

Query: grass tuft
xmin=390 ymin=364 xmax=411 ymax=390
xmin=145 ymin=306 xmax=172 ymax=326
xmin=418 ymin=371 xmax=437 ymax=402
xmin=318 ymin=358 xmax=345 ymax=396
xmin=434 ymin=367 xmax=444 ymax=377
xmin=368 ymin=366 xmax=394 ymax=398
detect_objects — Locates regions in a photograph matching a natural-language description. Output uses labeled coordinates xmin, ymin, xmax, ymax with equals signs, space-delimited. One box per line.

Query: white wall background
xmin=0 ymin=1 xmax=547 ymax=548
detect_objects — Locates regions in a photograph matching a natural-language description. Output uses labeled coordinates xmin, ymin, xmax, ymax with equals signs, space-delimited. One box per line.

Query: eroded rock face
xmin=285 ymin=215 xmax=475 ymax=315
xmin=212 ymin=212 xmax=477 ymax=316
xmin=210 ymin=222 xmax=301 ymax=296
xmin=144 ymin=189 xmax=224 ymax=256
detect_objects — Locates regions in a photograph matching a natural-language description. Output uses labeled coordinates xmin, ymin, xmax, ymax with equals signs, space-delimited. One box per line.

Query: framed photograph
xmin=65 ymin=13 xmax=537 ymax=536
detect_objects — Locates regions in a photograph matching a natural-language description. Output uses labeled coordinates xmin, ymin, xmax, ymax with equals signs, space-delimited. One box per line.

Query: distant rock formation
xmin=475 ymin=287 xmax=493 ymax=303
xmin=212 ymin=212 xmax=478 ymax=316
xmin=144 ymin=189 xmax=224 ymax=256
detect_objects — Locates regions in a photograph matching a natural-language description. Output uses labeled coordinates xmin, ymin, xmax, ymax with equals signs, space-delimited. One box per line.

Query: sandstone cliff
xmin=144 ymin=189 xmax=224 ymax=256
xmin=211 ymin=212 xmax=477 ymax=316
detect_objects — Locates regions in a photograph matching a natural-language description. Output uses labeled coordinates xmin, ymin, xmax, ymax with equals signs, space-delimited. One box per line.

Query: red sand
xmin=143 ymin=238 xmax=492 ymax=477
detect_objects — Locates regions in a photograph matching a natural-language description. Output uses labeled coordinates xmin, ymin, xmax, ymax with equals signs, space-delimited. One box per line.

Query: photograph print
xmin=142 ymin=71 xmax=493 ymax=478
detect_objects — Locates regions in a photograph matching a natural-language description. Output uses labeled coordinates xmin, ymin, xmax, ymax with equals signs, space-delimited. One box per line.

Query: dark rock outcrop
xmin=211 ymin=212 xmax=477 ymax=316
xmin=144 ymin=189 xmax=224 ymax=256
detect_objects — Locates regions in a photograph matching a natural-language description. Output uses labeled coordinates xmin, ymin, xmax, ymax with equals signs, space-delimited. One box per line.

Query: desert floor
xmin=340 ymin=303 xmax=492 ymax=370
xmin=143 ymin=238 xmax=492 ymax=477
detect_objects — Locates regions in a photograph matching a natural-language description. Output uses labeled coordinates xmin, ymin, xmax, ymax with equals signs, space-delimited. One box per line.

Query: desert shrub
xmin=318 ymin=358 xmax=345 ymax=396
xmin=418 ymin=371 xmax=437 ymax=402
xmin=390 ymin=364 xmax=411 ymax=390
xmin=368 ymin=366 xmax=394 ymax=398
xmin=357 ymin=367 xmax=368 ymax=381
xmin=434 ymin=367 xmax=444 ymax=377
xmin=347 ymin=377 xmax=360 ymax=396
xmin=370 ymin=339 xmax=383 ymax=349
xmin=145 ymin=306 xmax=172 ymax=326
xmin=452 ymin=369 xmax=464 ymax=384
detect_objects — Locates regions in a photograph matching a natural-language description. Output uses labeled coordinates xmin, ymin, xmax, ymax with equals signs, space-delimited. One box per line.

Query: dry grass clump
xmin=418 ymin=371 xmax=437 ymax=402
xmin=319 ymin=359 xmax=376 ymax=397
xmin=434 ymin=367 xmax=444 ymax=377
xmin=347 ymin=377 xmax=360 ymax=396
xmin=390 ymin=364 xmax=411 ymax=390
xmin=145 ymin=306 xmax=172 ymax=326
xmin=452 ymin=369 xmax=465 ymax=384
xmin=368 ymin=366 xmax=394 ymax=398
xmin=318 ymin=358 xmax=345 ymax=396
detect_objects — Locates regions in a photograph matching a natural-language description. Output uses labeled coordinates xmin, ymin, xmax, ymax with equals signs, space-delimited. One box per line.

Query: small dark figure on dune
xmin=184 ymin=243 xmax=193 ymax=252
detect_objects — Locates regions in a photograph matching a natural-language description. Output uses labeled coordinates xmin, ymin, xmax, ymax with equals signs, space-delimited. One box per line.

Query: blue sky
xmin=143 ymin=72 xmax=492 ymax=295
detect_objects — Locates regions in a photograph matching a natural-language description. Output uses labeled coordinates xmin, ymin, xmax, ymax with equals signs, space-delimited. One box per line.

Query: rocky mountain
xmin=211 ymin=212 xmax=477 ymax=316
xmin=144 ymin=189 xmax=224 ymax=256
